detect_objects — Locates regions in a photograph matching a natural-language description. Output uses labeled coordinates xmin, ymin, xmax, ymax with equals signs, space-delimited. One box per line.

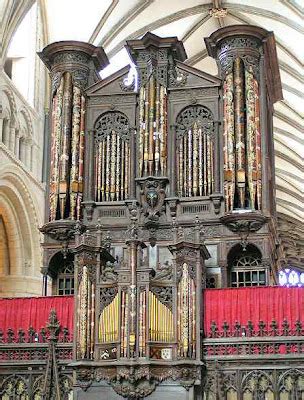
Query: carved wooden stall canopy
xmin=37 ymin=25 xmax=285 ymax=399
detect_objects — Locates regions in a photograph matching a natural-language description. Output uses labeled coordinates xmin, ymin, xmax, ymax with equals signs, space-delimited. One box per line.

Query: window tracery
xmin=279 ymin=269 xmax=304 ymax=287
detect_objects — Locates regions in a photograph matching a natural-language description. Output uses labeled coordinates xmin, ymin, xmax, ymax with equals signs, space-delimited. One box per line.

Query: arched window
xmin=279 ymin=268 xmax=304 ymax=287
xmin=228 ymin=244 xmax=266 ymax=287
xmin=176 ymin=105 xmax=215 ymax=197
xmin=49 ymin=253 xmax=74 ymax=295
xmin=94 ymin=111 xmax=130 ymax=202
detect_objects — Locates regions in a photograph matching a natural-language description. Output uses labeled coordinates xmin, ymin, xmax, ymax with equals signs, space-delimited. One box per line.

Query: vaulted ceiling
xmin=1 ymin=0 xmax=303 ymax=265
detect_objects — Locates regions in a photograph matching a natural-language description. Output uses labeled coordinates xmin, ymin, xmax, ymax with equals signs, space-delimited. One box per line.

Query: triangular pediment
xmin=171 ymin=61 xmax=221 ymax=89
xmin=85 ymin=65 xmax=134 ymax=96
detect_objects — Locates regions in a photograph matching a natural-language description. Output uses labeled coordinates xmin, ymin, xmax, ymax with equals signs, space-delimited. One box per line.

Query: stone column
xmin=38 ymin=41 xmax=108 ymax=221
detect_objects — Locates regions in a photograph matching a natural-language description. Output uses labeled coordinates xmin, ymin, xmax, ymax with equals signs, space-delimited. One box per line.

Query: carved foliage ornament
xmin=176 ymin=105 xmax=214 ymax=139
xmin=91 ymin=365 xmax=201 ymax=398
xmin=51 ymin=69 xmax=89 ymax=94
xmin=217 ymin=37 xmax=260 ymax=77
xmin=95 ymin=111 xmax=130 ymax=142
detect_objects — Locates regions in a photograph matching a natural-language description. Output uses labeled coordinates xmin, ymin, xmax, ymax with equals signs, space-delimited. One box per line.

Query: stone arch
xmin=3 ymin=88 xmax=17 ymax=122
xmin=0 ymin=165 xmax=43 ymax=296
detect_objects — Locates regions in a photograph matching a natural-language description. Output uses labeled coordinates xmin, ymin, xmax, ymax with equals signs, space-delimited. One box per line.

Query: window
xmin=279 ymin=268 xmax=304 ymax=287
xmin=57 ymin=263 xmax=74 ymax=295
xmin=228 ymin=244 xmax=266 ymax=288
xmin=49 ymin=252 xmax=75 ymax=296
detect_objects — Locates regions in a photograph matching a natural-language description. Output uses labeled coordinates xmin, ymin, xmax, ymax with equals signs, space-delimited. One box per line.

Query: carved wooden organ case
xmin=39 ymin=26 xmax=282 ymax=397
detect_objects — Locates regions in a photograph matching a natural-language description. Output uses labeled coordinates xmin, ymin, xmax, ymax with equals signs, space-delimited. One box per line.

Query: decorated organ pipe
xmin=205 ymin=26 xmax=282 ymax=213
xmin=126 ymin=34 xmax=187 ymax=178
xmin=176 ymin=105 xmax=215 ymax=198
xmin=94 ymin=112 xmax=130 ymax=202
xmin=38 ymin=41 xmax=108 ymax=221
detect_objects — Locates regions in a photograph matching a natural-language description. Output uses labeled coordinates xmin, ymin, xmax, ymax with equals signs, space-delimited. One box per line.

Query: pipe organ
xmin=94 ymin=112 xmax=130 ymax=202
xmin=176 ymin=105 xmax=215 ymax=198
xmin=40 ymin=26 xmax=282 ymax=400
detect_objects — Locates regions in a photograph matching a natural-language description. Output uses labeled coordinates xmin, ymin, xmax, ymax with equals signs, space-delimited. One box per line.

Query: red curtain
xmin=204 ymin=286 xmax=304 ymax=335
xmin=0 ymin=295 xmax=74 ymax=335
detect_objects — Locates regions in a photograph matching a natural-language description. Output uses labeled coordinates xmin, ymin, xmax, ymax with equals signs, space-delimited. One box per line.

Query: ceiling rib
xmin=88 ymin=0 xmax=119 ymax=44
xmin=182 ymin=13 xmax=211 ymax=42
xmin=226 ymin=3 xmax=304 ymax=34
xmin=104 ymin=3 xmax=215 ymax=57
xmin=99 ymin=0 xmax=153 ymax=48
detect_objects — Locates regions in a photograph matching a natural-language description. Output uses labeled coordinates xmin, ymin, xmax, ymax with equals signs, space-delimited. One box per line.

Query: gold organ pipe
xmin=139 ymin=86 xmax=145 ymax=175
xmin=183 ymin=135 xmax=188 ymax=197
xmin=198 ymin=128 xmax=203 ymax=196
xmin=90 ymin=283 xmax=95 ymax=359
xmin=193 ymin=124 xmax=198 ymax=196
xmin=188 ymin=128 xmax=192 ymax=197
xmin=179 ymin=139 xmax=183 ymax=197
xmin=160 ymin=86 xmax=167 ymax=175
xmin=105 ymin=135 xmax=110 ymax=201
xmin=125 ymin=143 xmax=129 ymax=198
xmin=116 ymin=134 xmax=120 ymax=201
xmin=144 ymin=85 xmax=149 ymax=176
xmin=148 ymin=75 xmax=155 ymax=175
xmin=101 ymin=140 xmax=105 ymax=201
xmin=154 ymin=82 xmax=160 ymax=175
xmin=149 ymin=292 xmax=173 ymax=342
xmin=110 ymin=132 xmax=116 ymax=200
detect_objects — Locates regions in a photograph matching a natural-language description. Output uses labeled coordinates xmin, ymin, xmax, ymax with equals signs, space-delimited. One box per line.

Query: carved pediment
xmin=85 ymin=65 xmax=136 ymax=97
xmin=169 ymin=61 xmax=221 ymax=89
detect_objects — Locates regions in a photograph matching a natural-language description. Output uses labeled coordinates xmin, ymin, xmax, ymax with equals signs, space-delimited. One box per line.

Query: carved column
xmin=73 ymin=228 xmax=114 ymax=362
xmin=39 ymin=42 xmax=108 ymax=221
xmin=205 ymin=25 xmax=282 ymax=214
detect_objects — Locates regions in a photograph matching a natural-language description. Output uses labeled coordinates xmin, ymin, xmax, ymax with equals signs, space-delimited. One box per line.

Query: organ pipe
xmin=148 ymin=291 xmax=173 ymax=342
xmin=49 ymin=72 xmax=85 ymax=221
xmin=223 ymin=58 xmax=262 ymax=212
xmin=138 ymin=76 xmax=168 ymax=177
xmin=94 ymin=130 xmax=130 ymax=202
xmin=99 ymin=294 xmax=119 ymax=343
xmin=177 ymin=123 xmax=214 ymax=198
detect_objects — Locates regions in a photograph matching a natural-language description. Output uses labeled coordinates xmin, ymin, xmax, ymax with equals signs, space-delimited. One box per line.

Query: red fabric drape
xmin=204 ymin=286 xmax=304 ymax=334
xmin=0 ymin=295 xmax=74 ymax=334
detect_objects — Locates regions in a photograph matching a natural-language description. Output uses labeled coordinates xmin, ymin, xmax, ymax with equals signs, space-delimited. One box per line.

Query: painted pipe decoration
xmin=177 ymin=263 xmax=196 ymax=358
xmin=138 ymin=75 xmax=168 ymax=177
xmin=49 ymin=72 xmax=85 ymax=221
xmin=177 ymin=123 xmax=214 ymax=197
xmin=77 ymin=266 xmax=95 ymax=359
xmin=94 ymin=112 xmax=130 ymax=202
xmin=223 ymin=58 xmax=262 ymax=212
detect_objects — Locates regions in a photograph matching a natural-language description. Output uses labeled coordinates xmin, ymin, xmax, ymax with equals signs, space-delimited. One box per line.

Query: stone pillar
xmin=205 ymin=26 xmax=282 ymax=214
xmin=38 ymin=41 xmax=108 ymax=221
xmin=14 ymin=132 xmax=20 ymax=158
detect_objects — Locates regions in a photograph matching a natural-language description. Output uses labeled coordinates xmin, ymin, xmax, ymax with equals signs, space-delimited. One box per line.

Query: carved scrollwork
xmin=138 ymin=177 xmax=168 ymax=225
xmin=150 ymin=286 xmax=173 ymax=309
xmin=176 ymin=105 xmax=215 ymax=139
xmin=169 ymin=66 xmax=188 ymax=87
xmin=94 ymin=111 xmax=130 ymax=142
xmin=100 ymin=287 xmax=118 ymax=310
